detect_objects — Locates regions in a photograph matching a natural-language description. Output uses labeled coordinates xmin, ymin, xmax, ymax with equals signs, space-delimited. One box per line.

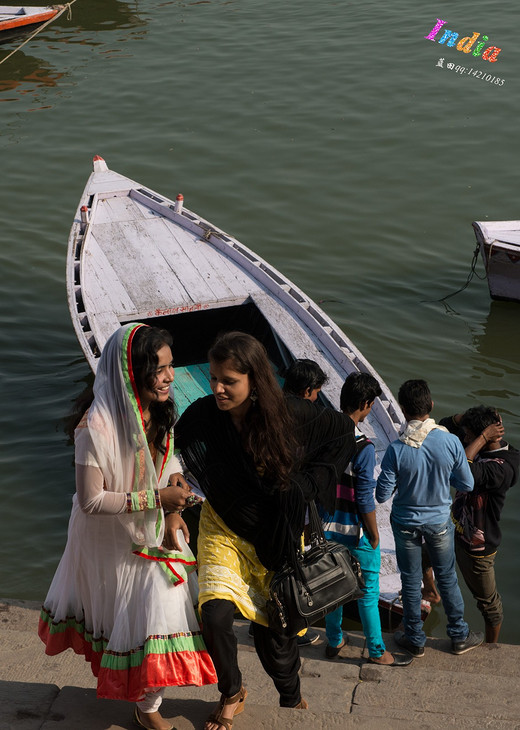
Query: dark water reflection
xmin=53 ymin=0 xmax=146 ymax=34
xmin=472 ymin=301 xmax=520 ymax=367
xmin=0 ymin=52 xmax=62 ymax=97
xmin=0 ymin=0 xmax=148 ymax=106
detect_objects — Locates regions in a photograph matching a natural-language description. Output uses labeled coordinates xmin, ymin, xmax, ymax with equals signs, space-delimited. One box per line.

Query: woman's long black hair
xmin=208 ymin=331 xmax=297 ymax=487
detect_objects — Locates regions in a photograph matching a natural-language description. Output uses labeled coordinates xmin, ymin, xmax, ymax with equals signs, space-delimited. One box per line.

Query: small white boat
xmin=0 ymin=5 xmax=63 ymax=43
xmin=472 ymin=220 xmax=520 ymax=303
xmin=67 ymin=155 xmax=429 ymax=627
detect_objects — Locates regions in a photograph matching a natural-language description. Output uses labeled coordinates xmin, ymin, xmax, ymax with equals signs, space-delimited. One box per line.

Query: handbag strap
xmin=306 ymin=500 xmax=327 ymax=547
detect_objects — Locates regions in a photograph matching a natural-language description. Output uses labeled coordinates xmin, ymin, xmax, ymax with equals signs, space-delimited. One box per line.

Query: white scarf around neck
xmin=399 ymin=417 xmax=448 ymax=448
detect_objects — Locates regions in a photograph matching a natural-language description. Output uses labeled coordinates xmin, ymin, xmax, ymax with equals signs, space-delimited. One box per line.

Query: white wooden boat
xmin=473 ymin=220 xmax=520 ymax=303
xmin=67 ymin=155 xmax=430 ymax=627
xmin=0 ymin=5 xmax=63 ymax=43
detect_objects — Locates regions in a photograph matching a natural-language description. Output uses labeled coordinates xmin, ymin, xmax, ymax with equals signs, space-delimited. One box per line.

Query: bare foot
xmin=369 ymin=650 xmax=396 ymax=665
xmin=135 ymin=707 xmax=172 ymax=730
xmin=422 ymin=568 xmax=441 ymax=604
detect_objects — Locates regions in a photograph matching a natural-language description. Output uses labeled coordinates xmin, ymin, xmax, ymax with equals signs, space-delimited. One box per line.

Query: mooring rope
xmin=0 ymin=1 xmax=76 ymax=66
xmin=421 ymin=241 xmax=486 ymax=303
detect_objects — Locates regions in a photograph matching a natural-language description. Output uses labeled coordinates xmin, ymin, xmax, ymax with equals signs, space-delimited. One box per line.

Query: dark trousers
xmin=200 ymin=599 xmax=301 ymax=707
xmin=201 ymin=599 xmax=242 ymax=697
xmin=455 ymin=541 xmax=503 ymax=627
xmin=251 ymin=620 xmax=301 ymax=707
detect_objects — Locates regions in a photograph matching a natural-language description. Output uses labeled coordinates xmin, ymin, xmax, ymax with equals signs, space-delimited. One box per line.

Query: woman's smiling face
xmin=139 ymin=344 xmax=174 ymax=410
xmin=209 ymin=358 xmax=252 ymax=419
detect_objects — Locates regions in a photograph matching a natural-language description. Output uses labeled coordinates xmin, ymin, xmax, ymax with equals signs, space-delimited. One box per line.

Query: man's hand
xmin=361 ymin=510 xmax=380 ymax=550
xmin=163 ymin=512 xmax=190 ymax=551
xmin=160 ymin=472 xmax=193 ymax=511
xmin=465 ymin=420 xmax=505 ymax=460
xmin=482 ymin=422 xmax=504 ymax=444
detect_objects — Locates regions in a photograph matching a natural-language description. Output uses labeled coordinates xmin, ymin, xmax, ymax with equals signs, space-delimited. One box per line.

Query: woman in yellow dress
xmin=171 ymin=331 xmax=355 ymax=730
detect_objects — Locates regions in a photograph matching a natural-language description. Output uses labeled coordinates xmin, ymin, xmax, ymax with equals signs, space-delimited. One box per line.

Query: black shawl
xmin=175 ymin=394 xmax=355 ymax=571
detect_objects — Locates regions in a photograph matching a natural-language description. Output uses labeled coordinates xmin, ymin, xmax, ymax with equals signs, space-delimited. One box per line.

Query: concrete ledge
xmin=2 ymin=599 xmax=519 ymax=729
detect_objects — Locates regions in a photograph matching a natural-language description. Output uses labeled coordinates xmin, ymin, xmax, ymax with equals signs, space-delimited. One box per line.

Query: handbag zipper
xmin=272 ymin=590 xmax=288 ymax=629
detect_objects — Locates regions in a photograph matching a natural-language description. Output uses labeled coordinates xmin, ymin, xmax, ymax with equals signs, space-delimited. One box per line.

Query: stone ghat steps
xmin=1 ymin=601 xmax=520 ymax=729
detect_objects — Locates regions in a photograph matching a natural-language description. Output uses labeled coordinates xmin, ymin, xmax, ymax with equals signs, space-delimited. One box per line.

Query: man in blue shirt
xmin=376 ymin=380 xmax=483 ymax=656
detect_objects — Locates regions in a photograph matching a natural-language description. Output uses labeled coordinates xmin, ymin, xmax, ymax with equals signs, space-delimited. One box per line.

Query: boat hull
xmin=473 ymin=221 xmax=520 ymax=303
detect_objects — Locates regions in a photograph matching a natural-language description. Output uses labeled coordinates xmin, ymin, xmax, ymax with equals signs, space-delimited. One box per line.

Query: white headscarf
xmin=87 ymin=323 xmax=174 ymax=547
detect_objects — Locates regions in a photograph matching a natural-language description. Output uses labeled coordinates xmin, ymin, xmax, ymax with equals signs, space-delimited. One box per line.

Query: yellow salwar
xmin=197 ymin=500 xmax=273 ymax=626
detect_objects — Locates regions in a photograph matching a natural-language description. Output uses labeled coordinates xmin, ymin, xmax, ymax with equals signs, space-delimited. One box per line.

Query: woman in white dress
xmin=39 ymin=323 xmax=217 ymax=730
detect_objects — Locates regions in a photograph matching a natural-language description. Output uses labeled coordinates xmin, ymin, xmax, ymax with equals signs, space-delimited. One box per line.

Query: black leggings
xmin=200 ymin=599 xmax=302 ymax=707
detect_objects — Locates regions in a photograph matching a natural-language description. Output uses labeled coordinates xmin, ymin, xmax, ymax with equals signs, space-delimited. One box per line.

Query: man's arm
xmin=376 ymin=445 xmax=398 ymax=504
xmin=450 ymin=439 xmax=474 ymax=493
xmin=354 ymin=443 xmax=377 ymax=512
xmin=438 ymin=413 xmax=464 ymax=441
xmin=354 ymin=443 xmax=379 ymax=548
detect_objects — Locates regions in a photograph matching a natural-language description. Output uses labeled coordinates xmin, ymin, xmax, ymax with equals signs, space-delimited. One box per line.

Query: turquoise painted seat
xmin=172 ymin=363 xmax=212 ymax=416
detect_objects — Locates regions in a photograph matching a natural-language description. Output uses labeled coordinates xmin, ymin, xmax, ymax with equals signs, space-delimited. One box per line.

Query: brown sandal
xmin=206 ymin=686 xmax=247 ymax=730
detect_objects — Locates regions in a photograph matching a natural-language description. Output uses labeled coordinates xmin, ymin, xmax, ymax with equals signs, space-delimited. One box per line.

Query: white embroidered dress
xmin=38 ymin=324 xmax=216 ymax=700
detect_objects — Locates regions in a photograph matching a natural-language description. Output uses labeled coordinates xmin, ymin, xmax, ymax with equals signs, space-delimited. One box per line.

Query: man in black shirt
xmin=441 ymin=407 xmax=519 ymax=644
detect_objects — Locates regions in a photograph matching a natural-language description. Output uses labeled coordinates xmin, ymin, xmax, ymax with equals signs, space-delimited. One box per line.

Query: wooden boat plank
xmin=120 ymin=187 xmax=262 ymax=302
xmin=87 ymin=193 xmax=257 ymax=310
xmin=85 ymin=192 xmax=205 ymax=310
xmin=92 ymin=193 xmax=148 ymax=225
xmin=157 ymin=220 xmax=258 ymax=301
xmin=153 ymin=218 xmax=254 ymax=304
xmin=81 ymin=231 xmax=140 ymax=316
xmin=124 ymin=187 xmax=263 ymax=303
xmin=89 ymin=219 xmax=201 ymax=309
xmin=179 ymin=362 xmax=211 ymax=392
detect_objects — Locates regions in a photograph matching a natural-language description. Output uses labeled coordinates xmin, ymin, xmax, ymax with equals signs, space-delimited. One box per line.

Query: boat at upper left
xmin=0 ymin=5 xmax=64 ymax=44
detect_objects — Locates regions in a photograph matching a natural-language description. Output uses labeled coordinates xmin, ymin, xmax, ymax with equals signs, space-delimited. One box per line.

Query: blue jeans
xmin=325 ymin=536 xmax=386 ymax=659
xmin=392 ymin=517 xmax=468 ymax=646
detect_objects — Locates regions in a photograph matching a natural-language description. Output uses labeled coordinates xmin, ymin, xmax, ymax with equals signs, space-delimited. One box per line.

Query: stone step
xmin=2 ymin=601 xmax=520 ymax=729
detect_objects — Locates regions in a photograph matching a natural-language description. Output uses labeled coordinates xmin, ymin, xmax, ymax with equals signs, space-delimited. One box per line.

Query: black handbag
xmin=267 ymin=501 xmax=365 ymax=637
